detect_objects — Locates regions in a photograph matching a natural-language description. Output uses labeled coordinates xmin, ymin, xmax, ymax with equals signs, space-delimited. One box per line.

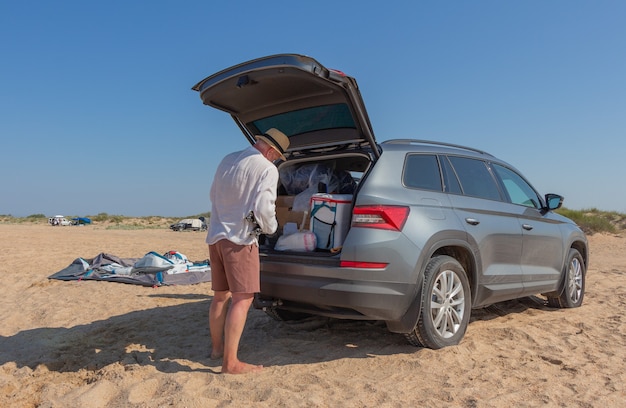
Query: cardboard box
xmin=276 ymin=196 xmax=310 ymax=233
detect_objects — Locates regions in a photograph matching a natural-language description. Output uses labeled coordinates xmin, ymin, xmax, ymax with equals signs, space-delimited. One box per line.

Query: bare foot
xmin=210 ymin=351 xmax=223 ymax=360
xmin=221 ymin=361 xmax=263 ymax=374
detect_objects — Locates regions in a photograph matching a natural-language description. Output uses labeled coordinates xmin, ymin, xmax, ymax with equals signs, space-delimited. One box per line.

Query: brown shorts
xmin=209 ymin=239 xmax=260 ymax=293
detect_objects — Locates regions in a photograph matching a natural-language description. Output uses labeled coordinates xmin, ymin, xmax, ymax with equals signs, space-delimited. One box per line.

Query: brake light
xmin=351 ymin=205 xmax=409 ymax=231
xmin=329 ymin=68 xmax=346 ymax=76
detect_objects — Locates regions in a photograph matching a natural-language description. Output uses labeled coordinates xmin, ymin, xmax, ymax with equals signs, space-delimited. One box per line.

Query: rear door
xmin=445 ymin=155 xmax=525 ymax=305
xmin=192 ymin=54 xmax=378 ymax=159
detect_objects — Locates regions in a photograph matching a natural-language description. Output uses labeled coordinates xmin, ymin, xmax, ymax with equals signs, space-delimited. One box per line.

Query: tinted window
xmin=403 ymin=154 xmax=442 ymax=191
xmin=252 ymin=103 xmax=355 ymax=136
xmin=448 ymin=156 xmax=502 ymax=201
xmin=492 ymin=164 xmax=541 ymax=208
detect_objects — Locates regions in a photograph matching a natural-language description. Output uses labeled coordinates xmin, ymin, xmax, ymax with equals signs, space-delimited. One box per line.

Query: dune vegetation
xmin=0 ymin=212 xmax=210 ymax=230
xmin=0 ymin=208 xmax=624 ymax=234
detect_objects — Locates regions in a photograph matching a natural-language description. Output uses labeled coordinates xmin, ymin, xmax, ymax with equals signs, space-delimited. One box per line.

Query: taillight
xmin=351 ymin=205 xmax=410 ymax=231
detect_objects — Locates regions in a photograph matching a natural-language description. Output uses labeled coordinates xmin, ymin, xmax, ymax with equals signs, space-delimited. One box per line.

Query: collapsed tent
xmin=49 ymin=251 xmax=211 ymax=286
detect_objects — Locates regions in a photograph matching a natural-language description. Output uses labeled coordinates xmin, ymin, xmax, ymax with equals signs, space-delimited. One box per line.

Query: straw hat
xmin=255 ymin=128 xmax=290 ymax=160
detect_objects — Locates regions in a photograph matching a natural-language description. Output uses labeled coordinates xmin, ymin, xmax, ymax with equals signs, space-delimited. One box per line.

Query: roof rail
xmin=382 ymin=139 xmax=493 ymax=157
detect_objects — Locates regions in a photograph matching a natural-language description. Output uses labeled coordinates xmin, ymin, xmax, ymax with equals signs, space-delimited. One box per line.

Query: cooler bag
xmin=310 ymin=194 xmax=353 ymax=250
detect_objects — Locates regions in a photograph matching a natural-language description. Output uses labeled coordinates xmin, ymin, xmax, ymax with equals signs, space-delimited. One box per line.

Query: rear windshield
xmin=251 ymin=103 xmax=355 ymax=136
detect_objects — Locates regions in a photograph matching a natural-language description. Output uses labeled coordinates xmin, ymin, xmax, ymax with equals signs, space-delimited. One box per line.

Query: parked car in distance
xmin=48 ymin=215 xmax=72 ymax=226
xmin=170 ymin=218 xmax=207 ymax=232
xmin=192 ymin=54 xmax=589 ymax=349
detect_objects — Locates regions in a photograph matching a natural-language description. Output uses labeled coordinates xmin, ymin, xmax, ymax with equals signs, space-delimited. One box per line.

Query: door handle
xmin=465 ymin=218 xmax=480 ymax=225
xmin=522 ymin=224 xmax=533 ymax=230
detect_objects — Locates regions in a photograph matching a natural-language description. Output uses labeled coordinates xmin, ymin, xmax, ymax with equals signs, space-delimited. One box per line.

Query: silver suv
xmin=192 ymin=54 xmax=588 ymax=349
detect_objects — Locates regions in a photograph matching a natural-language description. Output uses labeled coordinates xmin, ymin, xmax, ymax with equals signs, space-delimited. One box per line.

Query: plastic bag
xmin=280 ymin=163 xmax=356 ymax=197
xmin=274 ymin=231 xmax=317 ymax=252
xmin=293 ymin=185 xmax=317 ymax=212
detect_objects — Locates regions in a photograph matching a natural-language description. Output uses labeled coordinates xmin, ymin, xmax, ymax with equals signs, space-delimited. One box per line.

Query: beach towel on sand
xmin=49 ymin=251 xmax=211 ymax=286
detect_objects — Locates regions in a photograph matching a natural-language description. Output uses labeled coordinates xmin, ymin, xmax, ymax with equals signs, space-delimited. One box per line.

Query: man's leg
xmin=209 ymin=290 xmax=231 ymax=359
xmin=221 ymin=292 xmax=262 ymax=374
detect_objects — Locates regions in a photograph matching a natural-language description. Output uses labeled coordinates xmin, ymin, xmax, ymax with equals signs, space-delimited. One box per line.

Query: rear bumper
xmin=257 ymin=262 xmax=418 ymax=322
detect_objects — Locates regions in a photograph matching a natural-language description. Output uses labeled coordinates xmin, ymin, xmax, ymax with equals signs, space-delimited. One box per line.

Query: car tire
xmin=546 ymin=248 xmax=585 ymax=308
xmin=405 ymin=255 xmax=471 ymax=349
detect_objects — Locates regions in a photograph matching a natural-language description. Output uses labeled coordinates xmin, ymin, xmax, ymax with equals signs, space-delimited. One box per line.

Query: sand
xmin=0 ymin=223 xmax=624 ymax=407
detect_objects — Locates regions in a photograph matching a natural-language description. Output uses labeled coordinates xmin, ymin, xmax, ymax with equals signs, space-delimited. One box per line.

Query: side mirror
xmin=545 ymin=193 xmax=564 ymax=210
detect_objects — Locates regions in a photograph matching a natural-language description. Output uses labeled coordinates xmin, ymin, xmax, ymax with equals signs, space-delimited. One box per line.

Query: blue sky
xmin=1 ymin=1 xmax=625 ymax=217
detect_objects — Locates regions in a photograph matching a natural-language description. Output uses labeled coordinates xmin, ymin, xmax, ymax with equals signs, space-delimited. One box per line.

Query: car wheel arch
xmin=387 ymin=238 xmax=478 ymax=335
xmin=570 ymin=240 xmax=589 ymax=269
xmin=424 ymin=237 xmax=479 ymax=305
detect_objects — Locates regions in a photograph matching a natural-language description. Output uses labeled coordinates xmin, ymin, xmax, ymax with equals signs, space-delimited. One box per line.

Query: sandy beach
xmin=0 ymin=223 xmax=624 ymax=407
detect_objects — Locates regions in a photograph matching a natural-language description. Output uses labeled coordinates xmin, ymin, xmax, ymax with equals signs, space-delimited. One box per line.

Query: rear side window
xmin=448 ymin=156 xmax=502 ymax=201
xmin=403 ymin=154 xmax=442 ymax=191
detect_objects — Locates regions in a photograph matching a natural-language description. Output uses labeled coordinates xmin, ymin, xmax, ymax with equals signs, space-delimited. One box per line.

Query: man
xmin=207 ymin=128 xmax=289 ymax=374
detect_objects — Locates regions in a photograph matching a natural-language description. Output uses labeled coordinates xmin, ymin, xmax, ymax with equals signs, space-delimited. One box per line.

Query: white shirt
xmin=206 ymin=146 xmax=279 ymax=246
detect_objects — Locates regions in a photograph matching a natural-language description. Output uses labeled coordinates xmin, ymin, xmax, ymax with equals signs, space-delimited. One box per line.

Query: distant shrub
xmin=26 ymin=214 xmax=46 ymax=219
xmin=91 ymin=213 xmax=110 ymax=222
xmin=109 ymin=215 xmax=125 ymax=224
xmin=105 ymin=223 xmax=164 ymax=230
xmin=556 ymin=207 xmax=618 ymax=234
